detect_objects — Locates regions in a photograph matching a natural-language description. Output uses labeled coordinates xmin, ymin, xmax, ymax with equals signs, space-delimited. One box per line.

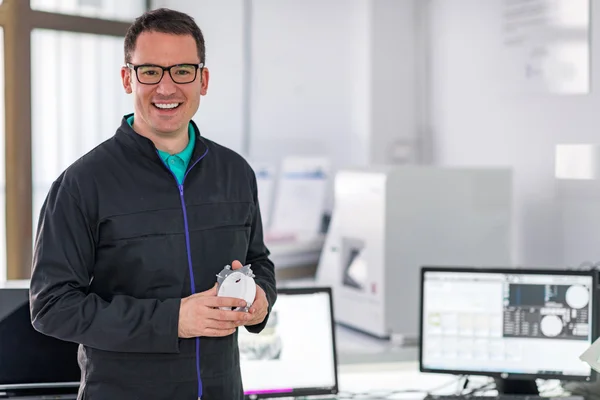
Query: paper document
xmin=270 ymin=156 xmax=330 ymax=235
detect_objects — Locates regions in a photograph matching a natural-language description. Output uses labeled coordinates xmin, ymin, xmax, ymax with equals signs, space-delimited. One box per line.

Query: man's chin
xmin=151 ymin=121 xmax=188 ymax=135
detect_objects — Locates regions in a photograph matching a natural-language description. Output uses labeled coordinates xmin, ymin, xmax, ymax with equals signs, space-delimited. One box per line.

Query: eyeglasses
xmin=126 ymin=62 xmax=204 ymax=85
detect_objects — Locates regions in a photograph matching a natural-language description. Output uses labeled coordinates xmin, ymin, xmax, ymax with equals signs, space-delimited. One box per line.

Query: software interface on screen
xmin=421 ymin=271 xmax=594 ymax=377
xmin=239 ymin=290 xmax=337 ymax=396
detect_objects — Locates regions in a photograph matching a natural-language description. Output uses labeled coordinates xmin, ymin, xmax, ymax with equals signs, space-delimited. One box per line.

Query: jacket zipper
xmin=158 ymin=146 xmax=208 ymax=399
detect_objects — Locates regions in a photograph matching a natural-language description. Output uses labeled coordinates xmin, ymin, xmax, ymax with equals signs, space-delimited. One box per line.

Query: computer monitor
xmin=0 ymin=282 xmax=80 ymax=397
xmin=419 ymin=267 xmax=597 ymax=395
xmin=239 ymin=287 xmax=339 ymax=399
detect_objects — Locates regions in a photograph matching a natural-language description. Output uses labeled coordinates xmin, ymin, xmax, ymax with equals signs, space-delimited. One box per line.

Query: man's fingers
xmin=206 ymin=307 xmax=252 ymax=322
xmin=249 ymin=295 xmax=267 ymax=314
xmin=246 ymin=311 xmax=266 ymax=325
xmin=203 ymin=296 xmax=247 ymax=309
xmin=231 ymin=260 xmax=243 ymax=270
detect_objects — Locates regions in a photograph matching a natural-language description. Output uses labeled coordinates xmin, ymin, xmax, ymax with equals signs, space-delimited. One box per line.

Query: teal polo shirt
xmin=126 ymin=115 xmax=195 ymax=184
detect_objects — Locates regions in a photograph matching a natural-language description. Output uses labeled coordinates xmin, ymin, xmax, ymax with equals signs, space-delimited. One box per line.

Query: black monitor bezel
xmin=419 ymin=266 xmax=598 ymax=382
xmin=243 ymin=286 xmax=339 ymax=399
xmin=0 ymin=285 xmax=80 ymax=394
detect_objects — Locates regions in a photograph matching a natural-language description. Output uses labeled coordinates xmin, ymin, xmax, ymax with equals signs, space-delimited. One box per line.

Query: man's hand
xmin=246 ymin=284 xmax=268 ymax=326
xmin=231 ymin=260 xmax=269 ymax=326
xmin=178 ymin=283 xmax=252 ymax=338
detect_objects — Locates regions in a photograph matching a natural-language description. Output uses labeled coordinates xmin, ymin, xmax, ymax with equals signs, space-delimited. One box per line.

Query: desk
xmin=335 ymin=362 xmax=568 ymax=399
xmin=337 ymin=362 xmax=472 ymax=397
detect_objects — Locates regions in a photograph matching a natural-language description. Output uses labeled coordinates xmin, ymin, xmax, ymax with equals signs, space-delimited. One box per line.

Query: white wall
xmin=370 ymin=0 xmax=418 ymax=164
xmin=428 ymin=0 xmax=600 ymax=266
xmin=250 ymin=0 xmax=421 ymax=169
xmin=248 ymin=0 xmax=371 ymax=170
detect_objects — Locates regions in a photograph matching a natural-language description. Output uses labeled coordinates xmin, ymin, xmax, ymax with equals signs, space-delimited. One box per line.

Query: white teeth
xmin=154 ymin=103 xmax=180 ymax=109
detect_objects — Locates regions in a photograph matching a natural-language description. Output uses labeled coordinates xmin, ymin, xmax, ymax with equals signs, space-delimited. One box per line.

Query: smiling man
xmin=28 ymin=8 xmax=276 ymax=400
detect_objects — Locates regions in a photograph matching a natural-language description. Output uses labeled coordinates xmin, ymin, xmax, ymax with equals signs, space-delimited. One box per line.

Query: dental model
xmin=216 ymin=264 xmax=256 ymax=312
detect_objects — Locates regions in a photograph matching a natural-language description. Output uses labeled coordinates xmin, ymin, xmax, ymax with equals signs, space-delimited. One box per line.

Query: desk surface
xmin=338 ymin=362 xmax=463 ymax=397
xmin=335 ymin=362 xmax=568 ymax=399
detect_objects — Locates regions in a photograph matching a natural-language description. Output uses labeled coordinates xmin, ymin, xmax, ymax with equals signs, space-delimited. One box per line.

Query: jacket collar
xmin=115 ymin=113 xmax=209 ymax=164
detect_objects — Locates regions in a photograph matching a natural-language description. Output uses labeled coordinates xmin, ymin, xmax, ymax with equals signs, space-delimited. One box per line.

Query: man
xmin=29 ymin=8 xmax=276 ymax=400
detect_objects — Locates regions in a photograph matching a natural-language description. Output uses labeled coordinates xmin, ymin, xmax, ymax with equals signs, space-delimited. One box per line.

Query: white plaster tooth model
xmin=216 ymin=264 xmax=256 ymax=312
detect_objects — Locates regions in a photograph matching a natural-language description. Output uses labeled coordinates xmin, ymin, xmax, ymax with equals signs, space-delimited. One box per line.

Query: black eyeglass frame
xmin=126 ymin=62 xmax=204 ymax=85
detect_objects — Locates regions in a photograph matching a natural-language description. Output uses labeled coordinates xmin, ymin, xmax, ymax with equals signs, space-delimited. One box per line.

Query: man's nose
xmin=156 ymin=72 xmax=177 ymax=95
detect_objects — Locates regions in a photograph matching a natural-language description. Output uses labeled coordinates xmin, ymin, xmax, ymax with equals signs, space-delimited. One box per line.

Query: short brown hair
xmin=124 ymin=8 xmax=205 ymax=64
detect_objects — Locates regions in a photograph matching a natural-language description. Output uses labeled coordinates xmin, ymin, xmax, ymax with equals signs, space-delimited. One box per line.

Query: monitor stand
xmin=494 ymin=378 xmax=539 ymax=395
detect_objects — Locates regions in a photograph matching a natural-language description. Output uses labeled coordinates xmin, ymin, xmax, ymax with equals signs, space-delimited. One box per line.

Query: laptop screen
xmin=240 ymin=287 xmax=339 ymax=398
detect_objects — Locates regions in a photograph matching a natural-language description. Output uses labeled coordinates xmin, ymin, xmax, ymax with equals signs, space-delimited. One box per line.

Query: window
xmin=0 ymin=0 xmax=137 ymax=281
xmin=31 ymin=29 xmax=132 ymax=234
xmin=0 ymin=28 xmax=5 ymax=283
xmin=31 ymin=0 xmax=145 ymax=22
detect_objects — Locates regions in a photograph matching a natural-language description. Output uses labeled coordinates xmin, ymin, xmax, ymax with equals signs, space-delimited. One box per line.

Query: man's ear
xmin=200 ymin=67 xmax=210 ymax=96
xmin=121 ymin=66 xmax=132 ymax=94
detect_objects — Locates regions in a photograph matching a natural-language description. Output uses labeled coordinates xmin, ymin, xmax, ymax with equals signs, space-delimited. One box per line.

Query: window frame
xmin=0 ymin=0 xmax=151 ymax=280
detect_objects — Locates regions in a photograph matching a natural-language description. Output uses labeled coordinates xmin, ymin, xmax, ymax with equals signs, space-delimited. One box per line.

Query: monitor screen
xmin=240 ymin=287 xmax=338 ymax=398
xmin=0 ymin=282 xmax=80 ymax=394
xmin=419 ymin=267 xmax=596 ymax=381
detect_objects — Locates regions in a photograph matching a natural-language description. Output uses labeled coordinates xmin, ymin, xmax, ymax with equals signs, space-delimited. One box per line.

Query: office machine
xmin=420 ymin=266 xmax=597 ymax=396
xmin=239 ymin=287 xmax=338 ymax=399
xmin=0 ymin=281 xmax=80 ymax=399
xmin=317 ymin=166 xmax=512 ymax=341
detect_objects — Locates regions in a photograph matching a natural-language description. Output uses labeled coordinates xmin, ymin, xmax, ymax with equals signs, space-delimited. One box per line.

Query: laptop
xmin=0 ymin=281 xmax=79 ymax=399
xmin=239 ymin=286 xmax=339 ymax=399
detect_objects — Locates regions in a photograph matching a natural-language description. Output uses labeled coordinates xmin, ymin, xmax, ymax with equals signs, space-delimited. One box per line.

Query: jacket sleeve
xmin=244 ymin=170 xmax=277 ymax=334
xmin=30 ymin=179 xmax=181 ymax=353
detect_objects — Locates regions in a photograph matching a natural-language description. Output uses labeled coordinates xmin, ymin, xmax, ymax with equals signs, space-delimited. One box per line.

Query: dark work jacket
xmin=29 ymin=115 xmax=277 ymax=400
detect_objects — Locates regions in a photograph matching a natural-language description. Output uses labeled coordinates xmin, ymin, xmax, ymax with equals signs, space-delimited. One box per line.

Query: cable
xmin=459 ymin=376 xmax=470 ymax=395
xmin=456 ymin=379 xmax=496 ymax=397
